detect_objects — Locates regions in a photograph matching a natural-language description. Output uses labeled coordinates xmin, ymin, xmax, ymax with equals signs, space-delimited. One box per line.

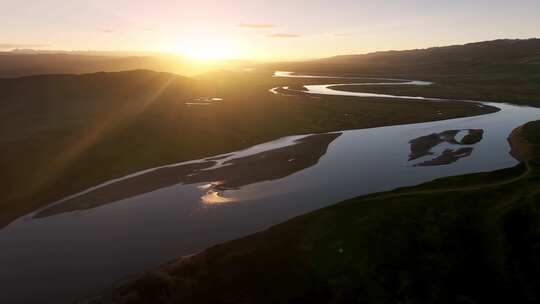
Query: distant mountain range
xmin=0 ymin=51 xmax=251 ymax=78
xmin=4 ymin=49 xmax=156 ymax=56
xmin=1 ymin=39 xmax=539 ymax=78
xmin=276 ymin=38 xmax=540 ymax=76
xmin=324 ymin=39 xmax=540 ymax=63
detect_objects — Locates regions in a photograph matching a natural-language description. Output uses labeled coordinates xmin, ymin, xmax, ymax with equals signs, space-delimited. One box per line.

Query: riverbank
xmin=94 ymin=119 xmax=540 ymax=304
xmin=328 ymin=74 xmax=540 ymax=107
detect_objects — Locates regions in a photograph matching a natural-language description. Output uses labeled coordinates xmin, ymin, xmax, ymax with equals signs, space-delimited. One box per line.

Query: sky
xmin=2 ymin=0 xmax=540 ymax=60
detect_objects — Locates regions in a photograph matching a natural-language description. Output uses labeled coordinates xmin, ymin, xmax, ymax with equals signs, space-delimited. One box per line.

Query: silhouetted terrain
xmin=280 ymin=39 xmax=540 ymax=75
xmin=0 ymin=52 xmax=249 ymax=78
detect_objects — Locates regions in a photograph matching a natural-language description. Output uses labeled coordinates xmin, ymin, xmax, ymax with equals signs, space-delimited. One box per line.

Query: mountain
xmin=275 ymin=39 xmax=540 ymax=76
xmin=269 ymin=39 xmax=540 ymax=107
xmin=325 ymin=39 xmax=540 ymax=64
xmin=0 ymin=52 xmax=251 ymax=78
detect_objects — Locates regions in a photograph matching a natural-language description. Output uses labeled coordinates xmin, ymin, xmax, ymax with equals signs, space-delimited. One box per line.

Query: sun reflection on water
xmin=201 ymin=190 xmax=235 ymax=205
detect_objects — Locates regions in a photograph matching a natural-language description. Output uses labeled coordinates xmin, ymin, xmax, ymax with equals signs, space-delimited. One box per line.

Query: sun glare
xmin=174 ymin=37 xmax=238 ymax=60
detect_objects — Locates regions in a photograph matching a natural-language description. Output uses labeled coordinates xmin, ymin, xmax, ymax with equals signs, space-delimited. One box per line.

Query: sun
xmin=174 ymin=37 xmax=238 ymax=60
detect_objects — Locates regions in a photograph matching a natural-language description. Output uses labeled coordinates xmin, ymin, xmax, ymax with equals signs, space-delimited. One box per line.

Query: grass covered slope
xmin=273 ymin=39 xmax=540 ymax=106
xmin=282 ymin=39 xmax=540 ymax=77
xmin=0 ymin=70 xmax=493 ymax=227
xmin=97 ymin=120 xmax=540 ymax=304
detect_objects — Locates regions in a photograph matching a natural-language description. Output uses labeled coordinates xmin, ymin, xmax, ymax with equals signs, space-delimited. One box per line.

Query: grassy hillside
xmin=95 ymin=120 xmax=540 ymax=304
xmin=279 ymin=39 xmax=540 ymax=75
xmin=272 ymin=39 xmax=540 ymax=106
xmin=0 ymin=70 xmax=490 ymax=227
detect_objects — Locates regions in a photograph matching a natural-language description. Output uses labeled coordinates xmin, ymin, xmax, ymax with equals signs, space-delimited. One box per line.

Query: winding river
xmin=1 ymin=71 xmax=540 ymax=304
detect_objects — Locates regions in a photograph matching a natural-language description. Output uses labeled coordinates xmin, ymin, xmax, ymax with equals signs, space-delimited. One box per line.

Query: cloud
xmin=267 ymin=33 xmax=301 ymax=38
xmin=0 ymin=43 xmax=49 ymax=49
xmin=99 ymin=28 xmax=114 ymax=33
xmin=238 ymin=23 xmax=276 ymax=29
xmin=333 ymin=33 xmax=350 ymax=37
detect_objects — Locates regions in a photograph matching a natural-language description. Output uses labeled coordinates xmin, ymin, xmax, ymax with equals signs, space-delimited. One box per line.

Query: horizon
xmin=2 ymin=37 xmax=539 ymax=63
xmin=3 ymin=0 xmax=540 ymax=60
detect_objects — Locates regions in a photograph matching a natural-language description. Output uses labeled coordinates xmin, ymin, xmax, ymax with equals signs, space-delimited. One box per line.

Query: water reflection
xmin=35 ymin=132 xmax=341 ymax=217
xmin=185 ymin=97 xmax=224 ymax=106
xmin=408 ymin=129 xmax=484 ymax=166
xmin=201 ymin=190 xmax=235 ymax=205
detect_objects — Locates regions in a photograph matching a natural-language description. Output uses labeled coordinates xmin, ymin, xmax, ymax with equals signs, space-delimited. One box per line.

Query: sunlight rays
xmin=25 ymin=74 xmax=178 ymax=200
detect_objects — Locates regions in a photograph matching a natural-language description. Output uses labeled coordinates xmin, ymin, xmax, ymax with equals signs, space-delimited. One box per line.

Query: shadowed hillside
xmin=0 ymin=52 xmax=250 ymax=78
xmin=279 ymin=39 xmax=540 ymax=75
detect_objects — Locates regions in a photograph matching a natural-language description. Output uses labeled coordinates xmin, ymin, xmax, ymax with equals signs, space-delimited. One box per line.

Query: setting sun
xmin=172 ymin=37 xmax=239 ymax=60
